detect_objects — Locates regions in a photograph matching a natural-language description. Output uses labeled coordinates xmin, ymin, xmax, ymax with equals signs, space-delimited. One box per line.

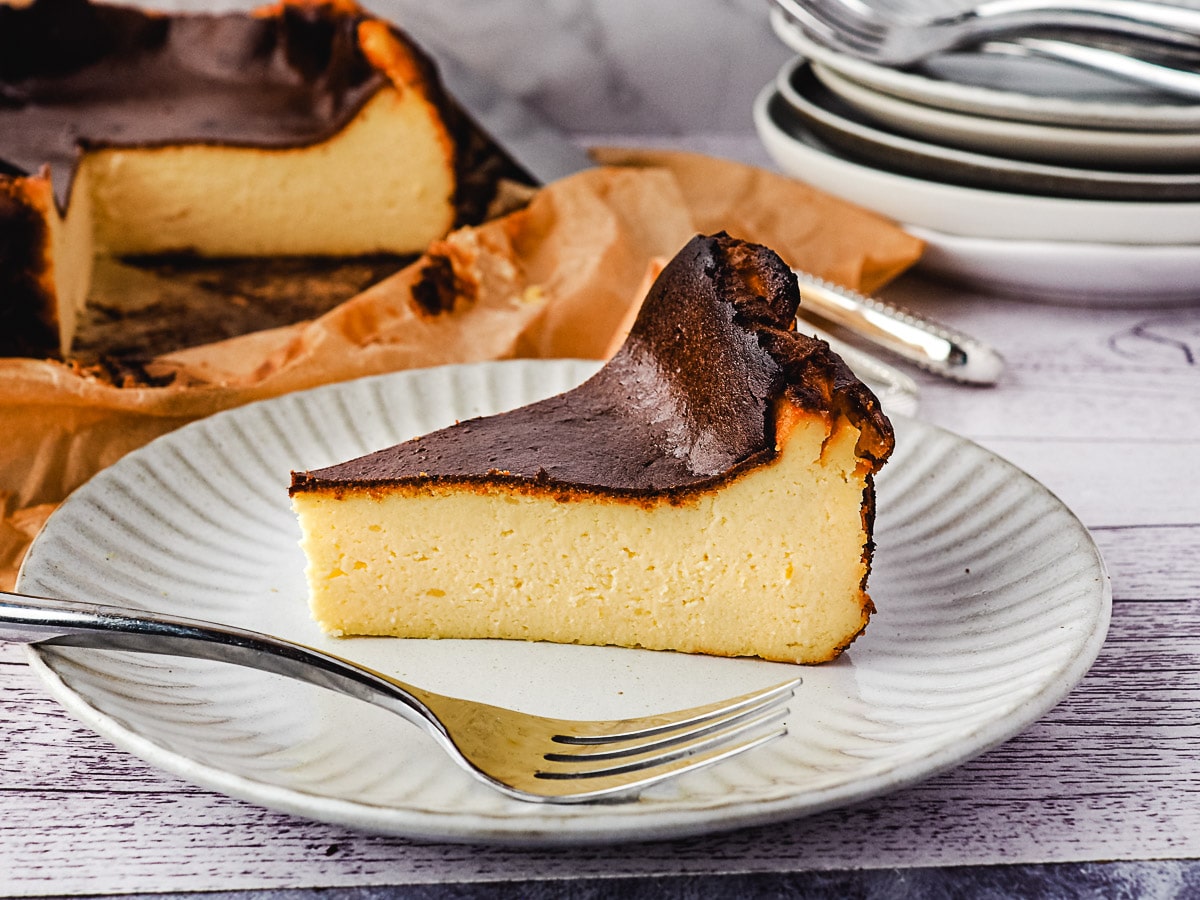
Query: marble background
xmin=148 ymin=0 xmax=791 ymax=138
xmin=367 ymin=0 xmax=788 ymax=135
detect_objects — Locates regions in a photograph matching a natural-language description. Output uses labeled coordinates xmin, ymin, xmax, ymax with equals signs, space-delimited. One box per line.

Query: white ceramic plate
xmin=770 ymin=6 xmax=1200 ymax=131
xmin=811 ymin=62 xmax=1200 ymax=169
xmin=776 ymin=60 xmax=1200 ymax=202
xmin=755 ymin=83 xmax=1200 ymax=244
xmin=905 ymin=224 xmax=1200 ymax=305
xmin=18 ymin=360 xmax=1111 ymax=845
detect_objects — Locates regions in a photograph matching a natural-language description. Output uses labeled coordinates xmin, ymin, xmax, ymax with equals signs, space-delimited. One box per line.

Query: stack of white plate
xmin=758 ymin=7 xmax=1200 ymax=305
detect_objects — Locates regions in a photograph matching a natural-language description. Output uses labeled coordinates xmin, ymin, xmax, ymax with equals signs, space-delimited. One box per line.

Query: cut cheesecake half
xmin=0 ymin=0 xmax=529 ymax=357
xmin=290 ymin=233 xmax=895 ymax=663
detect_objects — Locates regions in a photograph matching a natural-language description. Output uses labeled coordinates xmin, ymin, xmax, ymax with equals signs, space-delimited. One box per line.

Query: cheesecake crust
xmin=291 ymin=232 xmax=894 ymax=498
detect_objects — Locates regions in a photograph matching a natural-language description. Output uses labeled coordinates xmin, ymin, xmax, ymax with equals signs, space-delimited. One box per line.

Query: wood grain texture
xmin=2 ymin=239 xmax=1199 ymax=896
xmin=2 ymin=601 xmax=1198 ymax=894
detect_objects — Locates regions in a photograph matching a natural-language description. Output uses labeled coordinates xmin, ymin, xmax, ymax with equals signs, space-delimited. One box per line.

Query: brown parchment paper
xmin=0 ymin=151 xmax=922 ymax=588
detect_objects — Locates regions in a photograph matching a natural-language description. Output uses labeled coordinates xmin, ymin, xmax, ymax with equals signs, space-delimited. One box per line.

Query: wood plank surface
xmin=3 ymin=239 xmax=1199 ymax=895
xmin=2 ymin=601 xmax=1198 ymax=895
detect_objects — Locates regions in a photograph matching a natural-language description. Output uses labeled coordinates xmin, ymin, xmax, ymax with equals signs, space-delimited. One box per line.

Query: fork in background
xmin=771 ymin=0 xmax=1200 ymax=98
xmin=773 ymin=0 xmax=1200 ymax=65
xmin=0 ymin=590 xmax=798 ymax=804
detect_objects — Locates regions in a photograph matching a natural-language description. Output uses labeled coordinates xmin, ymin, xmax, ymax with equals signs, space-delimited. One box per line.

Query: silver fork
xmin=775 ymin=0 xmax=1200 ymax=62
xmin=0 ymin=590 xmax=797 ymax=804
xmin=773 ymin=0 xmax=1200 ymax=97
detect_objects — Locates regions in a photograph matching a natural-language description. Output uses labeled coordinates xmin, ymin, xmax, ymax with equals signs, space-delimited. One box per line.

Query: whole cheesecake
xmin=290 ymin=233 xmax=895 ymax=664
xmin=0 ymin=0 xmax=529 ymax=357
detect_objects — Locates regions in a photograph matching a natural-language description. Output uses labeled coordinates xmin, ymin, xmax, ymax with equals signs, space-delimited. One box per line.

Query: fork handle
xmin=984 ymin=36 xmax=1200 ymax=98
xmin=971 ymin=0 xmax=1200 ymax=49
xmin=794 ymin=272 xmax=1004 ymax=385
xmin=0 ymin=590 xmax=436 ymax=725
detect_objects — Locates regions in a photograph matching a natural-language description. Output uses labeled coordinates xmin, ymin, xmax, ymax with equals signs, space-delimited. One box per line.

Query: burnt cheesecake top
xmin=0 ymin=0 xmax=530 ymax=213
xmin=290 ymin=232 xmax=895 ymax=498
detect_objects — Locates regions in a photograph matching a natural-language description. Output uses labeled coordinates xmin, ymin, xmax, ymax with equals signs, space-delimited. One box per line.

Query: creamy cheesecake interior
xmin=294 ymin=406 xmax=874 ymax=663
xmin=85 ymin=88 xmax=456 ymax=259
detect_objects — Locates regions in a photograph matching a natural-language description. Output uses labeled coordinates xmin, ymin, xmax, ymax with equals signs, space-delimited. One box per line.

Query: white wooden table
xmin=2 ymin=263 xmax=1198 ymax=897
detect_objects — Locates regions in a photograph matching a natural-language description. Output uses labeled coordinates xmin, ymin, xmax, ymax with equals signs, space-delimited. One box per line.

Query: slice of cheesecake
xmin=290 ymin=233 xmax=894 ymax=664
xmin=0 ymin=0 xmax=529 ymax=357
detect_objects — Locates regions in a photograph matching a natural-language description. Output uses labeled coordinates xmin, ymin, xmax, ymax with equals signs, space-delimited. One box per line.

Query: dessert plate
xmin=755 ymin=84 xmax=1200 ymax=245
xmin=811 ymin=62 xmax=1200 ymax=169
xmin=775 ymin=60 xmax=1200 ymax=202
xmin=769 ymin=6 xmax=1200 ymax=132
xmin=905 ymin=225 xmax=1200 ymax=306
xmin=18 ymin=360 xmax=1110 ymax=845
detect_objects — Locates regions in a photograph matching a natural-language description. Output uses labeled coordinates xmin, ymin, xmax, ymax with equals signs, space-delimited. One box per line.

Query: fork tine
xmin=775 ymin=0 xmax=855 ymax=51
xmin=773 ymin=0 xmax=895 ymax=60
xmin=823 ymin=0 xmax=892 ymax=39
xmin=542 ymin=700 xmax=791 ymax=765
xmin=797 ymin=0 xmax=886 ymax=43
xmin=430 ymin=676 xmax=800 ymax=802
xmin=549 ymin=677 xmax=800 ymax=744
xmin=535 ymin=712 xmax=789 ymax=784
